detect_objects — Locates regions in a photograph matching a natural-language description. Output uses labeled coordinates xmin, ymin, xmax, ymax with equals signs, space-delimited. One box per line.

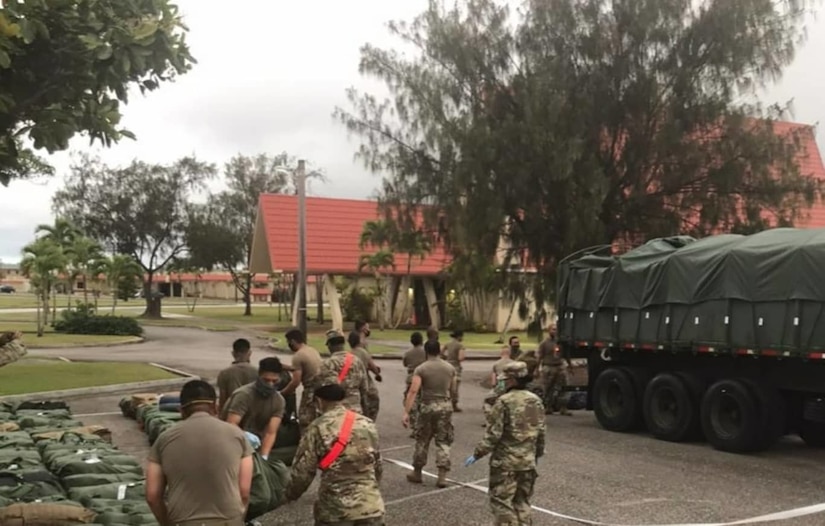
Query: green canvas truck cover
xmin=557 ymin=228 xmax=825 ymax=352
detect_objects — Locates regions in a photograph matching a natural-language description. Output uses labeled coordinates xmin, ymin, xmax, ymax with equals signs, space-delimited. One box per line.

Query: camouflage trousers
xmin=451 ymin=367 xmax=462 ymax=407
xmin=412 ymin=400 xmax=453 ymax=470
xmin=488 ymin=468 xmax=537 ymax=526
xmin=542 ymin=366 xmax=568 ymax=412
xmin=298 ymin=388 xmax=318 ymax=435
xmin=364 ymin=379 xmax=380 ymax=421
xmin=315 ymin=516 xmax=384 ymax=526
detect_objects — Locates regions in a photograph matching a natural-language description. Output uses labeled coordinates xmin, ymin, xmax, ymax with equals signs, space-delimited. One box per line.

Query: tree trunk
xmin=51 ymin=286 xmax=57 ymax=324
xmin=36 ymin=293 xmax=43 ymax=337
xmin=497 ymin=299 xmax=518 ymax=343
xmin=243 ymin=272 xmax=252 ymax=316
xmin=83 ymin=273 xmax=89 ymax=305
xmin=189 ymin=281 xmax=200 ymax=313
xmin=142 ymin=273 xmax=162 ymax=318
xmin=316 ymin=276 xmax=324 ymax=323
xmin=111 ymin=289 xmax=118 ymax=315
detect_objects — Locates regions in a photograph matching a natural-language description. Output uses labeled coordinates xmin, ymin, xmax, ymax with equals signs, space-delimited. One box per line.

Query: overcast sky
xmin=1 ymin=0 xmax=823 ymax=263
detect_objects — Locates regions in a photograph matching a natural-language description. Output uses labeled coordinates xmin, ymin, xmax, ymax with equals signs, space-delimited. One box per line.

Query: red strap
xmin=318 ymin=410 xmax=356 ymax=470
xmin=337 ymin=353 xmax=354 ymax=383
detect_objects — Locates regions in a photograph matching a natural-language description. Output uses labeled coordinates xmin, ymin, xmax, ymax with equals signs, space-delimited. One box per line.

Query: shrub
xmin=54 ymin=303 xmax=143 ymax=337
xmin=340 ymin=287 xmax=374 ymax=323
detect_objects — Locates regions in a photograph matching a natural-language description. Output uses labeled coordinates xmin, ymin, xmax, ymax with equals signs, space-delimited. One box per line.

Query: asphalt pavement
xmin=36 ymin=327 xmax=825 ymax=526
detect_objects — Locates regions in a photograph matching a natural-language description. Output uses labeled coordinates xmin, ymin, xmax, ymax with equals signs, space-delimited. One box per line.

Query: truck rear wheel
xmin=643 ymin=373 xmax=700 ymax=442
xmin=593 ymin=367 xmax=642 ymax=432
xmin=701 ymin=379 xmax=761 ymax=453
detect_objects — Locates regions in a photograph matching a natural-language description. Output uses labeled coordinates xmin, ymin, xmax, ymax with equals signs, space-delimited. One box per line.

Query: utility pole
xmin=296 ymin=159 xmax=308 ymax=337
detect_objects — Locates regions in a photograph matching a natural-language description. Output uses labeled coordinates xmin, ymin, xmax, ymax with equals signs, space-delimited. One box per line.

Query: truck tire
xmin=742 ymin=380 xmax=786 ymax=450
xmin=593 ymin=367 xmax=642 ymax=432
xmin=643 ymin=373 xmax=700 ymax=442
xmin=700 ymin=379 xmax=761 ymax=453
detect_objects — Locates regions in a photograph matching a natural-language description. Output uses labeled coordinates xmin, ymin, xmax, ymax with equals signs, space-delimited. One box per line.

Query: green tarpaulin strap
xmin=318 ymin=410 xmax=356 ymax=471
xmin=337 ymin=353 xmax=354 ymax=383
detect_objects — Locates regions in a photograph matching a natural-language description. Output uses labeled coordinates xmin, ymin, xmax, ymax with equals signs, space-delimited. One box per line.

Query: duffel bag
xmin=273 ymin=420 xmax=300 ymax=449
xmin=41 ymin=446 xmax=119 ymax=467
xmin=246 ymin=453 xmax=290 ymax=520
xmin=61 ymin=472 xmax=145 ymax=489
xmin=0 ymin=469 xmax=66 ymax=502
xmin=157 ymin=393 xmax=180 ymax=405
xmin=50 ymin=455 xmax=142 ymax=478
xmin=567 ymin=390 xmax=587 ymax=410
xmin=15 ymin=408 xmax=73 ymax=419
xmin=0 ymin=449 xmax=42 ymax=464
xmin=0 ymin=501 xmax=96 ymax=526
xmin=18 ymin=417 xmax=84 ymax=430
xmin=0 ymin=421 xmax=20 ymax=431
xmin=39 ymin=434 xmax=109 ymax=456
xmin=67 ymin=481 xmax=145 ymax=501
xmin=0 ymin=455 xmax=44 ymax=470
xmin=135 ymin=405 xmax=157 ymax=428
xmin=32 ymin=426 xmax=113 ymax=444
xmin=13 ymin=400 xmax=70 ymax=412
xmin=0 ymin=431 xmax=35 ymax=448
xmin=268 ymin=445 xmax=298 ymax=467
xmin=0 ymin=410 xmax=16 ymax=422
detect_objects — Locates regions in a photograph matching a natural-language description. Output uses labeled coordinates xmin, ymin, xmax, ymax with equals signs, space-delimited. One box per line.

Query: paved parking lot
xmin=46 ymin=328 xmax=825 ymax=526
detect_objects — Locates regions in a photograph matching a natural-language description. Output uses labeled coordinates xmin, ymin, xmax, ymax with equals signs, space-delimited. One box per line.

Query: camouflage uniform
xmin=410 ymin=357 xmax=456 ymax=481
xmin=517 ymin=350 xmax=539 ymax=378
xmin=473 ymin=362 xmax=546 ymax=526
xmin=442 ymin=340 xmax=464 ymax=410
xmin=287 ymin=405 xmax=385 ymax=525
xmin=0 ymin=332 xmax=26 ymax=368
xmin=402 ymin=345 xmax=426 ymax=431
xmin=318 ymin=351 xmax=370 ymax=415
xmin=538 ymin=337 xmax=569 ymax=415
xmin=350 ymin=345 xmax=380 ymax=421
xmin=483 ymin=357 xmax=514 ymax=424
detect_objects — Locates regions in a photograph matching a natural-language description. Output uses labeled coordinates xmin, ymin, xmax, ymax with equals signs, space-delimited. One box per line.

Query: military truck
xmin=556 ymin=228 xmax=825 ymax=453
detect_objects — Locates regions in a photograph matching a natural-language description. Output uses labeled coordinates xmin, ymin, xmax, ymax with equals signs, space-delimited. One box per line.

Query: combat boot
xmin=436 ymin=468 xmax=448 ymax=488
xmin=406 ymin=467 xmax=423 ymax=484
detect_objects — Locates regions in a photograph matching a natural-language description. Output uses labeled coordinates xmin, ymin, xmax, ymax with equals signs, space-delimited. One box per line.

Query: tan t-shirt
xmin=349 ymin=346 xmax=373 ymax=373
xmin=216 ymin=362 xmax=258 ymax=399
xmin=148 ymin=412 xmax=252 ymax=523
xmin=291 ymin=345 xmax=323 ymax=388
xmin=221 ymin=383 xmax=285 ymax=437
xmin=402 ymin=345 xmax=427 ymax=383
xmin=538 ymin=337 xmax=562 ymax=366
xmin=414 ymin=358 xmax=456 ymax=403
xmin=443 ymin=340 xmax=464 ymax=369
xmin=492 ymin=357 xmax=514 ymax=376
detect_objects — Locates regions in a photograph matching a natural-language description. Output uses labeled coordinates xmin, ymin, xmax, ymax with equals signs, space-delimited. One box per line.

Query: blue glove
xmin=464 ymin=455 xmax=477 ymax=467
xmin=244 ymin=431 xmax=261 ymax=450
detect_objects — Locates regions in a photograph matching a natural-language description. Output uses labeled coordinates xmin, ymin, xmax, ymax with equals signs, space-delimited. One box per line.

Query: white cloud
xmin=1 ymin=0 xmax=823 ymax=263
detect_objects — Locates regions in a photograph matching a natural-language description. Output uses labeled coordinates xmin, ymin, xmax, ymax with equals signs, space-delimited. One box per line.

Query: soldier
xmin=354 ymin=319 xmax=372 ymax=350
xmin=286 ymin=382 xmax=385 ymax=526
xmin=217 ymin=338 xmax=258 ymax=412
xmin=279 ymin=327 xmax=323 ymax=433
xmin=347 ymin=331 xmax=382 ymax=421
xmin=0 ymin=331 xmax=26 ymax=368
xmin=442 ymin=330 xmax=466 ymax=412
xmin=483 ymin=347 xmax=514 ymax=424
xmin=508 ymin=335 xmax=522 ymax=360
xmin=537 ymin=325 xmax=572 ymax=416
xmin=403 ymin=339 xmax=456 ymax=488
xmin=517 ymin=349 xmax=539 ymax=378
xmin=221 ymin=357 xmax=286 ymax=460
xmin=426 ymin=325 xmax=439 ymax=344
xmin=402 ymin=332 xmax=427 ymax=434
xmin=318 ymin=330 xmax=370 ymax=414
xmin=465 ymin=361 xmax=546 ymax=526
xmin=146 ymin=380 xmax=253 ymax=526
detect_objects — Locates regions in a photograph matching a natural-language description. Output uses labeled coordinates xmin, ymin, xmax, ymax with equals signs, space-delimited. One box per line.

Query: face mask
xmin=497 ymin=380 xmax=506 ymax=391
xmin=254 ymin=378 xmax=277 ymax=397
xmin=511 ymin=345 xmax=520 ymax=353
xmin=364 ymin=329 xmax=371 ymax=338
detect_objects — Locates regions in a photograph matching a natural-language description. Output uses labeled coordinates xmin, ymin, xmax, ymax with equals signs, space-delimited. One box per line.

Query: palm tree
xmin=98 ymin=255 xmax=143 ymax=315
xmin=20 ymin=238 xmax=66 ymax=336
xmin=35 ymin=219 xmax=81 ymax=309
xmin=64 ymin=236 xmax=103 ymax=306
xmin=357 ymin=250 xmax=395 ymax=330
xmin=392 ymin=229 xmax=431 ymax=327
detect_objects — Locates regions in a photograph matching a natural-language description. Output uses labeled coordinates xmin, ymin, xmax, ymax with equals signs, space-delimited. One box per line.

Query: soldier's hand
xmin=374 ymin=374 xmax=383 ymax=382
xmin=12 ymin=331 xmax=22 ymax=340
xmin=402 ymin=412 xmax=410 ymax=428
xmin=464 ymin=455 xmax=477 ymax=467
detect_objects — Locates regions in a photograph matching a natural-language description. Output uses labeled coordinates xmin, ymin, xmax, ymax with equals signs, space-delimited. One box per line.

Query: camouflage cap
xmin=497 ymin=360 xmax=529 ymax=381
xmin=325 ymin=329 xmax=345 ymax=346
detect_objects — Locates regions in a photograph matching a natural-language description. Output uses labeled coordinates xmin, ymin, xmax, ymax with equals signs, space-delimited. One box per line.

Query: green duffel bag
xmin=61 ymin=472 xmax=145 ymax=489
xmin=17 ymin=417 xmax=83 ymax=430
xmin=268 ymin=445 xmax=298 ymax=467
xmin=0 ymin=411 xmax=15 ymax=421
xmin=15 ymin=408 xmax=72 ymax=419
xmin=49 ymin=453 xmax=142 ymax=477
xmin=0 ymin=449 xmax=42 ymax=464
xmin=67 ymin=481 xmax=145 ymax=501
xmin=0 ymin=469 xmax=66 ymax=502
xmin=118 ymin=397 xmax=135 ymax=419
xmin=136 ymin=405 xmax=158 ymax=426
xmin=82 ymin=497 xmax=153 ymax=514
xmin=0 ymin=431 xmax=34 ymax=448
xmin=146 ymin=416 xmax=180 ymax=444
xmin=13 ymin=400 xmax=70 ymax=412
xmin=42 ymin=446 xmax=121 ymax=467
xmin=246 ymin=452 xmax=290 ymax=520
xmin=274 ymin=420 xmax=300 ymax=449
xmin=0 ymin=455 xmax=45 ymax=470
xmin=40 ymin=440 xmax=113 ymax=460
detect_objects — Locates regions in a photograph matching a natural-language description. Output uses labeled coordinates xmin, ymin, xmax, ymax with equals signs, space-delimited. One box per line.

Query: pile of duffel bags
xmin=118 ymin=389 xmax=300 ymax=521
xmin=0 ymin=399 xmax=157 ymax=525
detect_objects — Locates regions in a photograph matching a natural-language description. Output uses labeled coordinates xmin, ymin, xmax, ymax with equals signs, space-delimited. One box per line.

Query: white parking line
xmin=384 ymin=477 xmax=489 ymax=507
xmin=380 ymin=445 xmax=413 ymax=454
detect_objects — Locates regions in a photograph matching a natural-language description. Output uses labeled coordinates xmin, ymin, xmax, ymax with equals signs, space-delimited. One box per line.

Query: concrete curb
xmin=265 ymin=343 xmax=499 ymax=361
xmin=26 ymin=336 xmax=146 ymax=350
xmin=0 ymin=376 xmax=197 ymax=403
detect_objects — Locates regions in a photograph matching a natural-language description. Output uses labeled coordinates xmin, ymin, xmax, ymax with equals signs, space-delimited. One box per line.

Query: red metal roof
xmin=774 ymin=122 xmax=825 ymax=228
xmin=257 ymin=194 xmax=451 ymax=275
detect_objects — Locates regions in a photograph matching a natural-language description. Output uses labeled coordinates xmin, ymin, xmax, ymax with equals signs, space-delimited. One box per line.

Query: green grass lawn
xmin=0 ymin=322 xmax=142 ymax=348
xmin=0 ymin=361 xmax=177 ymax=395
xmin=0 ymin=293 xmax=239 ymax=310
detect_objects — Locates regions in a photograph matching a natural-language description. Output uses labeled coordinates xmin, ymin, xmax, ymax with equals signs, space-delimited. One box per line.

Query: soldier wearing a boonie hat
xmin=316 ymin=329 xmax=370 ymax=415
xmin=466 ymin=360 xmax=546 ymax=525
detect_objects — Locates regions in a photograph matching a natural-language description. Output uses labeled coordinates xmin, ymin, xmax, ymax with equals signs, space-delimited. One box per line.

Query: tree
xmin=357 ymin=249 xmax=396 ymax=329
xmin=335 ymin=0 xmax=819 ymax=330
xmin=20 ymin=237 xmax=65 ymax=336
xmin=53 ymin=154 xmax=215 ymax=318
xmin=94 ymin=254 xmax=143 ymax=315
xmin=36 ymin=219 xmax=102 ymax=307
xmin=167 ymin=257 xmax=203 ymax=313
xmin=185 ymin=153 xmax=325 ymax=316
xmin=0 ymin=0 xmax=194 ymax=186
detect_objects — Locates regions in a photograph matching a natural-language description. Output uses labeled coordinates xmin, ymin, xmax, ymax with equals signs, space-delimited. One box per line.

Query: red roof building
xmin=250 ymin=194 xmax=452 ymax=276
